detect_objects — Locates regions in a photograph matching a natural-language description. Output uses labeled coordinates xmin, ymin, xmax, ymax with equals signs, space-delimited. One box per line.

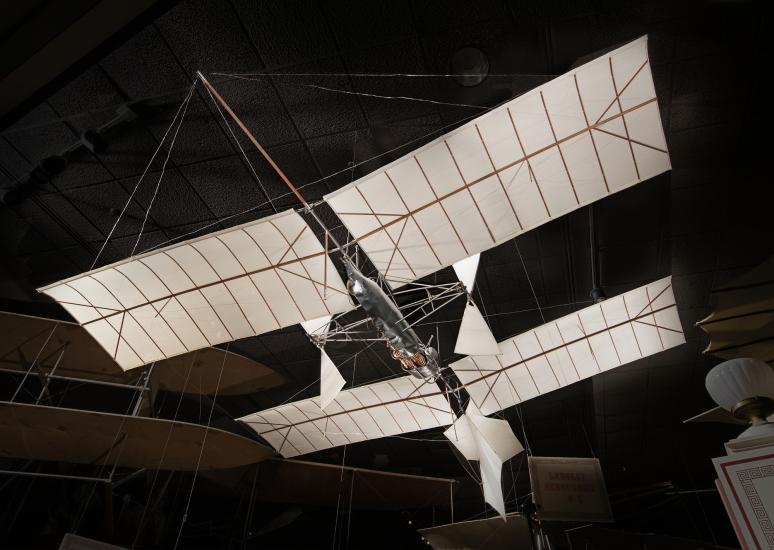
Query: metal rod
xmin=195 ymin=70 xmax=346 ymax=254
xmin=0 ymin=367 xmax=140 ymax=391
xmin=450 ymin=482 xmax=454 ymax=523
xmin=391 ymin=282 xmax=460 ymax=294
xmin=10 ymin=323 xmax=58 ymax=402
xmin=405 ymin=292 xmax=465 ymax=330
xmin=665 ymin=489 xmax=718 ymax=495
xmin=110 ymin=468 xmax=147 ymax=489
xmin=196 ymin=71 xmax=307 ymax=208
xmin=35 ymin=347 xmax=65 ymax=404
xmin=0 ymin=469 xmax=110 ymax=483
xmin=131 ymin=363 xmax=155 ymax=417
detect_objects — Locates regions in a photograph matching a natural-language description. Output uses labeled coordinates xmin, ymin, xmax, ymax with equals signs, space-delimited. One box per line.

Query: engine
xmin=345 ymin=262 xmax=441 ymax=383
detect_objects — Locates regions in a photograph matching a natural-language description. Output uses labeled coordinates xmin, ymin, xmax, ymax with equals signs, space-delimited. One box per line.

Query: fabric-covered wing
xmin=240 ymin=376 xmax=455 ymax=457
xmin=38 ymin=210 xmax=350 ymax=370
xmin=324 ymin=36 xmax=669 ymax=285
xmin=452 ymin=276 xmax=684 ymax=416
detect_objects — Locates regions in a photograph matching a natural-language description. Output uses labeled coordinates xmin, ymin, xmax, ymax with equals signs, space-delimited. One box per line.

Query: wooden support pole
xmin=196 ymin=71 xmax=308 ymax=208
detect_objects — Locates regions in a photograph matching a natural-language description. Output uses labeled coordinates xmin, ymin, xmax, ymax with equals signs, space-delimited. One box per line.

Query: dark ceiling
xmin=0 ymin=0 xmax=770 ymax=548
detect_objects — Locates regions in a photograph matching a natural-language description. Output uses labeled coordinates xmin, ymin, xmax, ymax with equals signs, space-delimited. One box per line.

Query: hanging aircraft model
xmin=31 ymin=36 xmax=684 ymax=517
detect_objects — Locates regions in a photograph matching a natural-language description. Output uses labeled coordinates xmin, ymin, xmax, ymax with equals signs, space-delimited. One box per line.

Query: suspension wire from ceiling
xmin=72 ymin=367 xmax=154 ymax=534
xmin=1 ymin=70 xmax=552 ymax=137
xmin=130 ymin=82 xmax=195 ymax=257
xmin=580 ymin=421 xmax=597 ymax=459
xmin=214 ymin=71 xmax=555 ymax=78
xmin=90 ymin=79 xmax=198 ymax=270
xmin=674 ymin=432 xmax=719 ymax=546
xmin=331 ymin=444 xmax=348 ymax=550
xmin=505 ymin=451 xmax=524 ymax=504
xmin=332 ymin=195 xmax=359 ymax=549
xmin=275 ymin=333 xmax=403 ymax=408
xmin=137 ymin=108 xmax=485 ymax=255
xmin=345 ymin=468 xmax=355 ymax=549
xmin=1 ymin=372 xmax=37 ymax=402
xmin=514 ymin=403 xmax=533 ymax=457
xmin=589 ymin=205 xmax=598 ymax=289
xmin=414 ymin=299 xmax=594 ymax=328
xmin=513 ymin=240 xmax=545 ymax=324
xmin=216 ymin=72 xmax=493 ymax=111
xmin=34 ymin=347 xmax=64 ymax=405
xmin=448 ymin=442 xmax=482 ymax=485
xmin=329 ymin=209 xmax=383 ymax=549
xmin=132 ymin=351 xmax=198 ymax=549
xmin=201 ymin=76 xmax=279 ymax=215
xmin=240 ymin=463 xmax=259 ymax=549
xmin=9 ymin=322 xmax=57 ymax=402
xmin=172 ymin=343 xmax=229 ymax=550
xmin=306 ymin=83 xmax=490 ymax=111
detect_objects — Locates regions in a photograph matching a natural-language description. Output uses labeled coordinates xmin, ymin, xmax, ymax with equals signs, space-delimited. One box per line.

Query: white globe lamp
xmin=705 ymin=357 xmax=774 ymax=438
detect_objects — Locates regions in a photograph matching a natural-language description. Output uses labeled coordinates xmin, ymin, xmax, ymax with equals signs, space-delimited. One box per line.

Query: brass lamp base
xmin=731 ymin=396 xmax=774 ymax=424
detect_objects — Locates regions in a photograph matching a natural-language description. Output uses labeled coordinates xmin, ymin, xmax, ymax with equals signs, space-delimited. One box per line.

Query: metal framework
xmin=308 ymin=280 xmax=465 ymax=347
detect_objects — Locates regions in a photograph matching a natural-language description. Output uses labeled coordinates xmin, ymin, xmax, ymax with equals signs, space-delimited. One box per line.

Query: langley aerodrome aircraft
xmin=34 ymin=36 xmax=684 ymax=516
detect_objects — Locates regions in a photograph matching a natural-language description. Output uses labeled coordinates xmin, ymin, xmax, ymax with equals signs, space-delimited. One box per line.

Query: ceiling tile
xmin=233 ymin=0 xmax=337 ymax=68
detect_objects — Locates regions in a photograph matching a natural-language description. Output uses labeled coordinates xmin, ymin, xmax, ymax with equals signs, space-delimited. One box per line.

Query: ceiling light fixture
xmin=451 ymin=47 xmax=489 ymax=87
xmin=705 ymin=357 xmax=774 ymax=438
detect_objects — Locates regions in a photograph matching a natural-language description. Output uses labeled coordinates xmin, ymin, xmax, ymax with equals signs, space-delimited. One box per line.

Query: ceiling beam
xmin=0 ymin=0 xmax=170 ymax=129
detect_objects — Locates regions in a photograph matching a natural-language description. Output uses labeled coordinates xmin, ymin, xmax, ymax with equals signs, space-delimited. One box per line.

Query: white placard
xmin=529 ymin=456 xmax=613 ymax=522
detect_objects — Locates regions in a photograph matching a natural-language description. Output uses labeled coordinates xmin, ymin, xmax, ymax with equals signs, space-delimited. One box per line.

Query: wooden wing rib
xmin=452 ymin=277 xmax=684 ymax=415
xmin=239 ymin=376 xmax=455 ymax=458
xmin=38 ymin=209 xmax=351 ymax=370
xmin=324 ymin=36 xmax=670 ymax=286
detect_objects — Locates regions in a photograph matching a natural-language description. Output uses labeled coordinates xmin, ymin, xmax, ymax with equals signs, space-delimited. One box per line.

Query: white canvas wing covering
xmin=324 ymin=36 xmax=669 ymax=285
xmin=241 ymin=277 xmax=684 ymax=459
xmin=445 ymin=404 xmax=524 ymax=518
xmin=319 ymin=350 xmax=346 ymax=410
xmin=38 ymin=209 xmax=351 ymax=370
xmin=452 ymin=276 xmax=684 ymax=416
xmin=240 ymin=375 xmax=455 ymax=458
xmin=454 ymin=301 xmax=501 ymax=356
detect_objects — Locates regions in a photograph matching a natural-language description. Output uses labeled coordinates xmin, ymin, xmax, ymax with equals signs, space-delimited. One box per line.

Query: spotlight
xmin=451 ymin=47 xmax=489 ymax=87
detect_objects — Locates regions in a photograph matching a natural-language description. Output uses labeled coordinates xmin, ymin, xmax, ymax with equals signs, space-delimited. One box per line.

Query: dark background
xmin=0 ymin=0 xmax=770 ymax=548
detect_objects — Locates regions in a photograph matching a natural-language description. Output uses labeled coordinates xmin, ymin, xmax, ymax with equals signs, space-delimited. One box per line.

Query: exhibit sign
xmin=528 ymin=456 xmax=613 ymax=522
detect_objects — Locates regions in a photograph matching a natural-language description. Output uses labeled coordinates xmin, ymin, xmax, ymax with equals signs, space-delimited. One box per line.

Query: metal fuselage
xmin=344 ymin=262 xmax=440 ymax=383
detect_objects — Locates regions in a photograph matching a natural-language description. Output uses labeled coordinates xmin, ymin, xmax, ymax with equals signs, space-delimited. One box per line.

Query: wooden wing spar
xmin=324 ymin=36 xmax=669 ymax=285
xmin=0 ymin=401 xmax=274 ymax=470
xmin=242 ymin=277 xmax=685 ymax=457
xmin=38 ymin=209 xmax=350 ymax=370
xmin=0 ymin=311 xmax=284 ymax=395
